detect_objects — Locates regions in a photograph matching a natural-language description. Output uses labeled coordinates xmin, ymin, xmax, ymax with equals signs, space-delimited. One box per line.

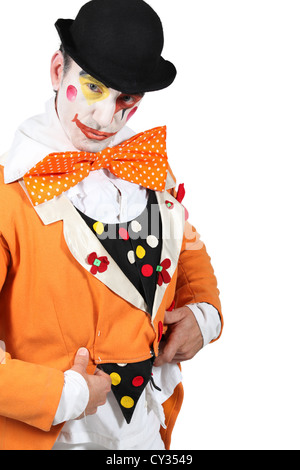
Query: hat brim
xmin=55 ymin=19 xmax=177 ymax=94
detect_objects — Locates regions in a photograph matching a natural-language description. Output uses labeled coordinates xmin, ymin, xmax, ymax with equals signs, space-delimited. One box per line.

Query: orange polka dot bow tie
xmin=24 ymin=126 xmax=168 ymax=206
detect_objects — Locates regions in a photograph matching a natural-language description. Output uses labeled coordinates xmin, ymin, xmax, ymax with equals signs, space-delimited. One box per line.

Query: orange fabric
xmin=176 ymin=222 xmax=223 ymax=339
xmin=0 ymin=354 xmax=64 ymax=432
xmin=0 ymin=165 xmax=222 ymax=450
xmin=24 ymin=126 xmax=168 ymax=206
xmin=160 ymin=382 xmax=184 ymax=450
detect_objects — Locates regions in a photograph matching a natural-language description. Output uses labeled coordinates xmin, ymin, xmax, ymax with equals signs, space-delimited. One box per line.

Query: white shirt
xmin=3 ymin=97 xmax=221 ymax=450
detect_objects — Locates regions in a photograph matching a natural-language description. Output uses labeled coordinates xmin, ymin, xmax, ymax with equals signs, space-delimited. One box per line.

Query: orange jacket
xmin=0 ymin=165 xmax=222 ymax=450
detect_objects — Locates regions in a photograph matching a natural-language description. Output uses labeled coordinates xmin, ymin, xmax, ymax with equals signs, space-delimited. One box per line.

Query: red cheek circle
xmin=126 ymin=106 xmax=138 ymax=122
xmin=66 ymin=85 xmax=78 ymax=102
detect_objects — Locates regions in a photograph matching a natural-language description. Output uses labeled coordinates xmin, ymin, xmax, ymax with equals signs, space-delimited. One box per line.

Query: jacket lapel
xmin=20 ymin=181 xmax=148 ymax=313
xmin=19 ymin=171 xmax=185 ymax=320
xmin=151 ymin=190 xmax=185 ymax=321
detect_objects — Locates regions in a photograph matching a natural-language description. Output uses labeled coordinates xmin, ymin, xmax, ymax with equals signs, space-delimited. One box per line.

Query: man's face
xmin=56 ymin=59 xmax=144 ymax=152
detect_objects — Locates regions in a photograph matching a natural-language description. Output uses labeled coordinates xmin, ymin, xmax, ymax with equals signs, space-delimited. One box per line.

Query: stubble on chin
xmin=74 ymin=135 xmax=115 ymax=153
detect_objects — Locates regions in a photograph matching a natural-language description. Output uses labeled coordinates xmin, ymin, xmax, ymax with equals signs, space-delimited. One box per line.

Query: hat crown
xmin=71 ymin=0 xmax=164 ymax=80
xmin=55 ymin=0 xmax=177 ymax=93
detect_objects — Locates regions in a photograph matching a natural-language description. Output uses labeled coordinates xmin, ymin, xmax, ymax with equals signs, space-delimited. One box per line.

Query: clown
xmin=0 ymin=0 xmax=223 ymax=450
xmin=54 ymin=57 xmax=145 ymax=153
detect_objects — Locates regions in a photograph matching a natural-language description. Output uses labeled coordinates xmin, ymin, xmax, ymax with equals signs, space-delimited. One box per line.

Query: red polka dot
xmin=132 ymin=376 xmax=144 ymax=387
xmin=119 ymin=227 xmax=130 ymax=240
xmin=141 ymin=264 xmax=153 ymax=277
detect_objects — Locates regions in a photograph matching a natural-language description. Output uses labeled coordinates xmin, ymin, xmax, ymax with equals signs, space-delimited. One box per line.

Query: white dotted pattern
xmin=24 ymin=126 xmax=168 ymax=206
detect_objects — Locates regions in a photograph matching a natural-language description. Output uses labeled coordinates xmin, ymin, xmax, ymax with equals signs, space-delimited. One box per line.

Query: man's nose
xmin=92 ymin=99 xmax=116 ymax=128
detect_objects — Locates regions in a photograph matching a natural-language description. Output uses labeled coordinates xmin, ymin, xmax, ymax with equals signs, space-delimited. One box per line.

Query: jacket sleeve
xmin=175 ymin=221 xmax=223 ymax=340
xmin=0 ymin=233 xmax=64 ymax=432
xmin=0 ymin=233 xmax=9 ymax=291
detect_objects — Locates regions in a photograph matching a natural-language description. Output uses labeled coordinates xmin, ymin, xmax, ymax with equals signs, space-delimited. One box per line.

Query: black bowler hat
xmin=55 ymin=0 xmax=177 ymax=94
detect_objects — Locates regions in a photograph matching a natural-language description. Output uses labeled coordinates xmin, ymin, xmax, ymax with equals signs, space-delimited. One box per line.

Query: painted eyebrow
xmin=79 ymin=70 xmax=99 ymax=81
xmin=79 ymin=71 xmax=107 ymax=86
xmin=79 ymin=71 xmax=105 ymax=87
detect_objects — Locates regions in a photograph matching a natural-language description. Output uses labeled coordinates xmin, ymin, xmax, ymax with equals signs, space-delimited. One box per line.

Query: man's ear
xmin=50 ymin=51 xmax=65 ymax=92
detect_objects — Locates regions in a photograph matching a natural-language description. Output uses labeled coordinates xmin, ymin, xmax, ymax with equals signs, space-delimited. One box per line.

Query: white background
xmin=1 ymin=0 xmax=300 ymax=450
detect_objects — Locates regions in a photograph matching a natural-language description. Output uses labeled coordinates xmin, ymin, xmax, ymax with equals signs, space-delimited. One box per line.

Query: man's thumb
xmin=71 ymin=348 xmax=89 ymax=375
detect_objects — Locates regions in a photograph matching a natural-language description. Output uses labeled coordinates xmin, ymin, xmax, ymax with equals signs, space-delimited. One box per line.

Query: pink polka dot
xmin=141 ymin=265 xmax=153 ymax=277
xmin=119 ymin=227 xmax=130 ymax=240
xmin=67 ymin=85 xmax=78 ymax=102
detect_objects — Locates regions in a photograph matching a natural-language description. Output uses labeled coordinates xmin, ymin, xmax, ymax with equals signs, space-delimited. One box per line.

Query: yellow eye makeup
xmin=79 ymin=74 xmax=110 ymax=105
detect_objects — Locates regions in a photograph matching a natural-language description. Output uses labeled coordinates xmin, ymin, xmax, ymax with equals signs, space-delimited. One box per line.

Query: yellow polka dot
xmin=110 ymin=372 xmax=121 ymax=386
xmin=120 ymin=396 xmax=134 ymax=409
xmin=136 ymin=245 xmax=146 ymax=259
xmin=93 ymin=222 xmax=104 ymax=235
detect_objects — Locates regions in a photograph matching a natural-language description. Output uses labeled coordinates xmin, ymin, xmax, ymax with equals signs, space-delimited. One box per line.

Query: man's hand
xmin=154 ymin=307 xmax=204 ymax=367
xmin=71 ymin=348 xmax=111 ymax=418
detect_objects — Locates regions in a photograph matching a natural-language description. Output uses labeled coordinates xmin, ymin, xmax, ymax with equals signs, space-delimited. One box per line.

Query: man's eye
xmin=87 ymin=83 xmax=102 ymax=93
xmin=122 ymin=95 xmax=134 ymax=103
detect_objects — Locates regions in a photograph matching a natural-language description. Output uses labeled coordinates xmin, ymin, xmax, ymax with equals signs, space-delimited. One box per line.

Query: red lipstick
xmin=72 ymin=114 xmax=117 ymax=141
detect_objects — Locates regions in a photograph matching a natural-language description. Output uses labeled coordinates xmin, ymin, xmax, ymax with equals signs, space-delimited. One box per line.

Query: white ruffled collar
xmin=4 ymin=96 xmax=135 ymax=184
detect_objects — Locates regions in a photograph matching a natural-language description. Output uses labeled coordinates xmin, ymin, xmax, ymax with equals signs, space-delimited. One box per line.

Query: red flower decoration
xmin=87 ymin=252 xmax=110 ymax=275
xmin=165 ymin=200 xmax=174 ymax=210
xmin=156 ymin=258 xmax=171 ymax=286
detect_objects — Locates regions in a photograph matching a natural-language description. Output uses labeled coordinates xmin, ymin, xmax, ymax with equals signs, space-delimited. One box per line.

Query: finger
xmin=171 ymin=353 xmax=193 ymax=363
xmin=86 ymin=408 xmax=98 ymax=416
xmin=78 ymin=408 xmax=97 ymax=418
xmin=171 ymin=340 xmax=203 ymax=363
xmin=71 ymin=348 xmax=89 ymax=375
xmin=94 ymin=371 xmax=112 ymax=395
xmin=163 ymin=307 xmax=187 ymax=326
xmin=94 ymin=368 xmax=109 ymax=378
xmin=163 ymin=310 xmax=180 ymax=325
xmin=95 ymin=369 xmax=112 ymax=383
xmin=154 ymin=334 xmax=179 ymax=367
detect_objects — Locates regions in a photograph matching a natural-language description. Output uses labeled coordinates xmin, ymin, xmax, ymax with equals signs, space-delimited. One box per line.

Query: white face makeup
xmin=56 ymin=59 xmax=144 ymax=152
